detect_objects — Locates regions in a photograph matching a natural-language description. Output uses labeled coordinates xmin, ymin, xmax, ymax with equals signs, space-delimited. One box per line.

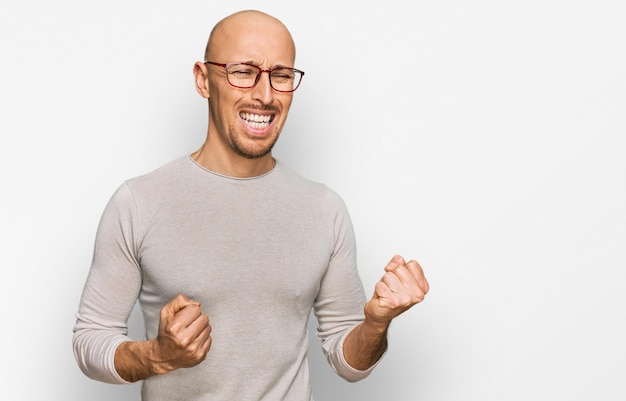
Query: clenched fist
xmin=153 ymin=294 xmax=213 ymax=373
xmin=114 ymin=294 xmax=212 ymax=382
xmin=364 ymin=255 xmax=429 ymax=325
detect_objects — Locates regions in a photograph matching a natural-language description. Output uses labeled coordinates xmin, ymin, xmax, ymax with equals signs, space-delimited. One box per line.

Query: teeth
xmin=240 ymin=112 xmax=272 ymax=129
xmin=242 ymin=113 xmax=271 ymax=123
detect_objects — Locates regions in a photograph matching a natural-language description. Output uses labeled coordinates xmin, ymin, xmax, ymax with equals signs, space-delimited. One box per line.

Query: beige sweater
xmin=73 ymin=155 xmax=380 ymax=400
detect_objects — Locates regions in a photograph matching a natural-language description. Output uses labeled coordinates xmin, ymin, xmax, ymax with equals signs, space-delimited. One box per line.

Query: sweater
xmin=73 ymin=155 xmax=379 ymax=400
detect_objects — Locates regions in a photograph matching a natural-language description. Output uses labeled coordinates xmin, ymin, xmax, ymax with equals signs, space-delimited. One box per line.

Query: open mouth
xmin=240 ymin=112 xmax=273 ymax=130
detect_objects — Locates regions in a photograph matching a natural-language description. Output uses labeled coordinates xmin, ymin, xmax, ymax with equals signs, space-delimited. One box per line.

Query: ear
xmin=193 ymin=61 xmax=210 ymax=99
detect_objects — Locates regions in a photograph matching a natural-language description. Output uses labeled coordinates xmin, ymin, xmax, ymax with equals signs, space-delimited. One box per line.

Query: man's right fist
xmin=153 ymin=294 xmax=212 ymax=374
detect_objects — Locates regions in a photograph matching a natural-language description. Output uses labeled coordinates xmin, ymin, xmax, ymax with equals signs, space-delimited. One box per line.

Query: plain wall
xmin=1 ymin=1 xmax=624 ymax=400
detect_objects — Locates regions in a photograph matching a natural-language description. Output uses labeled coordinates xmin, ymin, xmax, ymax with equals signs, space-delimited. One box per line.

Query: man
xmin=73 ymin=9 xmax=429 ymax=401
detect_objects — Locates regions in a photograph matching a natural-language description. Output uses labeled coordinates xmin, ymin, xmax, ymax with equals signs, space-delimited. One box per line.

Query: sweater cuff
xmin=334 ymin=330 xmax=387 ymax=382
xmin=109 ymin=339 xmax=134 ymax=384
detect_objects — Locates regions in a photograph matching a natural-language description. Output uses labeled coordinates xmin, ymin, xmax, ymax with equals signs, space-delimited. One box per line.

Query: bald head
xmin=204 ymin=10 xmax=296 ymax=64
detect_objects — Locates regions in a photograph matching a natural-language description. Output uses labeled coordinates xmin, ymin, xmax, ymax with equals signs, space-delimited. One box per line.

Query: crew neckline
xmin=186 ymin=154 xmax=279 ymax=181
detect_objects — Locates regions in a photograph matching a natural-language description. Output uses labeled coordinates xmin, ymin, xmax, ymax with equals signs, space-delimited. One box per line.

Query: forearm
xmin=114 ymin=340 xmax=171 ymax=382
xmin=342 ymin=319 xmax=389 ymax=371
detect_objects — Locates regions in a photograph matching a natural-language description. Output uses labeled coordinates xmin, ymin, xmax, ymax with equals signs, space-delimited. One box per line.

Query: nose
xmin=251 ymin=71 xmax=274 ymax=105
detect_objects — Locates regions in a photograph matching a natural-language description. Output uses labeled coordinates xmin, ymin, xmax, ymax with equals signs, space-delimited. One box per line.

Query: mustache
xmin=240 ymin=104 xmax=280 ymax=113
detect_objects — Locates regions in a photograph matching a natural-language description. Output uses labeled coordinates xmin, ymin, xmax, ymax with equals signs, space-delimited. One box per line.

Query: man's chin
xmin=233 ymin=143 xmax=275 ymax=160
xmin=231 ymin=136 xmax=278 ymax=159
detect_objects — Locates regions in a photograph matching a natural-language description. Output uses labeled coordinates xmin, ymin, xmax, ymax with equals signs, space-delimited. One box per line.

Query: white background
xmin=1 ymin=1 xmax=625 ymax=400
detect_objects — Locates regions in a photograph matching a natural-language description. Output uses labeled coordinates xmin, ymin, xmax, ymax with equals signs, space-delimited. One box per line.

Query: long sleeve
xmin=313 ymin=189 xmax=386 ymax=382
xmin=72 ymin=183 xmax=142 ymax=384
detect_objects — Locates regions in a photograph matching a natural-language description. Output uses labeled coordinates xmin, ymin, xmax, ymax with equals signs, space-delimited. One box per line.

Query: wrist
xmin=363 ymin=304 xmax=392 ymax=335
xmin=147 ymin=338 xmax=174 ymax=376
xmin=115 ymin=339 xmax=173 ymax=382
xmin=361 ymin=316 xmax=390 ymax=337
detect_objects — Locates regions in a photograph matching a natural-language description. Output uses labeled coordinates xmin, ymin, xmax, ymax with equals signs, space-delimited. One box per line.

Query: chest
xmin=135 ymin=192 xmax=334 ymax=317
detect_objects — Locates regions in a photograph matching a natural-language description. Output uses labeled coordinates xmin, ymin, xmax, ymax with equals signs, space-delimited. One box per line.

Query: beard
xmin=227 ymin=124 xmax=280 ymax=159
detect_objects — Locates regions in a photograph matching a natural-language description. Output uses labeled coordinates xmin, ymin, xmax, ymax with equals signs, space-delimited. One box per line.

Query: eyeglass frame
xmin=204 ymin=61 xmax=305 ymax=93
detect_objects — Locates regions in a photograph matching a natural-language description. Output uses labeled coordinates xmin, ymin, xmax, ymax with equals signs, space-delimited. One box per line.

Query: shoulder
xmin=125 ymin=155 xmax=189 ymax=188
xmin=114 ymin=155 xmax=199 ymax=202
xmin=274 ymin=160 xmax=348 ymax=211
xmin=106 ymin=155 xmax=190 ymax=208
xmin=276 ymin=160 xmax=333 ymax=191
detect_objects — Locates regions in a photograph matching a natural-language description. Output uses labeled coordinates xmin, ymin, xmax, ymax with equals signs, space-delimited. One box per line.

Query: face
xmin=203 ymin=13 xmax=297 ymax=160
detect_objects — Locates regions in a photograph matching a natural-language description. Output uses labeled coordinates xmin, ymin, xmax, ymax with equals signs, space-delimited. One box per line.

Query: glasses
xmin=205 ymin=61 xmax=305 ymax=93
